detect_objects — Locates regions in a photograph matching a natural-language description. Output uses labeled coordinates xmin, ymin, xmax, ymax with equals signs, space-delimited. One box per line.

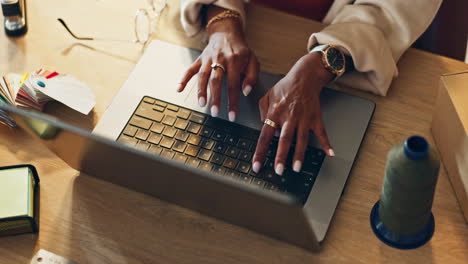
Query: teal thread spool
xmin=370 ymin=136 xmax=440 ymax=249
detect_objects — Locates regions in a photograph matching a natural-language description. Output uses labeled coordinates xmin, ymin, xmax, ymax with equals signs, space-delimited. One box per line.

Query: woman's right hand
xmin=177 ymin=8 xmax=259 ymax=122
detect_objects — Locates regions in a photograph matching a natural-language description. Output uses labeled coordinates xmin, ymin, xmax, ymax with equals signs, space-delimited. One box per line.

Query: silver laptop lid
xmin=0 ymin=103 xmax=321 ymax=251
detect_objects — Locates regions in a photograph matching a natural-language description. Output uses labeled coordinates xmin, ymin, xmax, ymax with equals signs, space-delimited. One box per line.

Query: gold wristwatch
xmin=310 ymin=44 xmax=347 ymax=82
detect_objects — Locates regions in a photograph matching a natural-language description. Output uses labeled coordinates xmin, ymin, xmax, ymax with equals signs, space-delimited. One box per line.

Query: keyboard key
xmin=187 ymin=122 xmax=201 ymax=134
xmin=238 ymin=139 xmax=253 ymax=150
xmin=266 ymin=147 xmax=277 ymax=158
xmin=210 ymin=153 xmax=224 ymax=165
xmin=264 ymin=182 xmax=279 ymax=192
xmin=148 ymin=145 xmax=162 ymax=155
xmin=251 ymin=178 xmax=266 ymax=188
xmin=212 ymin=165 xmax=226 ymax=175
xmin=153 ymin=105 xmax=165 ymax=112
xmin=211 ymin=130 xmax=226 ymax=141
xmin=167 ymin=104 xmax=179 ymax=112
xmin=225 ymin=135 xmax=238 ymax=145
xmin=150 ymin=122 xmax=164 ymax=134
xmin=185 ymin=145 xmax=200 ymax=157
xmin=189 ymin=112 xmax=205 ymax=124
xmin=187 ymin=134 xmax=202 ymax=145
xmin=161 ymin=149 xmax=175 ymax=159
xmin=135 ymin=129 xmax=150 ymax=141
xmin=123 ymin=125 xmax=138 ymax=137
xmin=148 ymin=133 xmax=162 ymax=145
xmin=155 ymin=100 xmax=167 ymax=107
xmin=162 ymin=115 xmax=176 ymax=126
xmin=225 ymin=169 xmax=240 ymax=179
xmin=249 ymin=169 xmax=260 ymax=178
xmin=226 ymin=146 xmax=240 ymax=158
xmin=160 ymin=137 xmax=175 ymax=149
xmin=186 ymin=158 xmax=200 ymax=167
xmin=261 ymin=169 xmax=277 ymax=183
xmin=173 ymin=153 xmax=188 ymax=163
xmin=118 ymin=135 xmax=137 ymax=146
xmin=239 ymin=175 xmax=253 ymax=184
xmin=223 ymin=157 xmax=238 ymax=169
xmin=136 ymin=141 xmax=151 ymax=151
xmin=175 ymin=130 xmax=190 ymax=142
xmin=162 ymin=127 xmax=177 ymax=138
xmin=213 ymin=142 xmax=228 ymax=153
xmin=136 ymin=105 xmax=164 ymax=122
xmin=198 ymin=149 xmax=213 ymax=161
xmin=143 ymin=97 xmax=155 ymax=104
xmin=172 ymin=141 xmax=187 ymax=153
xmin=239 ymin=151 xmax=253 ymax=162
xmin=174 ymin=118 xmax=189 ymax=130
xmin=237 ymin=162 xmax=250 ymax=174
xmin=264 ymin=159 xmax=275 ymax=170
xmin=177 ymin=109 xmax=191 ymax=119
xmin=129 ymin=116 xmax=152 ymax=130
xmin=201 ymin=138 xmax=215 ymax=150
xmin=198 ymin=161 xmax=212 ymax=172
xmin=200 ymin=126 xmax=214 ymax=138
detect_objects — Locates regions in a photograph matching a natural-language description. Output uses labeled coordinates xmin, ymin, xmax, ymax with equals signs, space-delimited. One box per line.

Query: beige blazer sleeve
xmin=308 ymin=0 xmax=442 ymax=95
xmin=180 ymin=0 xmax=442 ymax=96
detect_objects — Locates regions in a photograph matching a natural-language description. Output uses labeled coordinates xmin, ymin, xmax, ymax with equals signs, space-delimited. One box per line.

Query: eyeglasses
xmin=58 ymin=0 xmax=167 ymax=46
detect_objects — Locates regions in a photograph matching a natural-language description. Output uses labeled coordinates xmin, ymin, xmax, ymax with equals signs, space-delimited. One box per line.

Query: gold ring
xmin=211 ymin=62 xmax=226 ymax=73
xmin=264 ymin=118 xmax=278 ymax=129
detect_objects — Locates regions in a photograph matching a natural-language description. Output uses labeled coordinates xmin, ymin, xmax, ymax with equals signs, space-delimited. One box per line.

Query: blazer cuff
xmin=181 ymin=0 xmax=247 ymax=37
xmin=308 ymin=23 xmax=398 ymax=96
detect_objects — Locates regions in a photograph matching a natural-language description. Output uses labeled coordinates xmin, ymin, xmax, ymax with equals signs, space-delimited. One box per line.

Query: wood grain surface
xmin=0 ymin=0 xmax=467 ymax=263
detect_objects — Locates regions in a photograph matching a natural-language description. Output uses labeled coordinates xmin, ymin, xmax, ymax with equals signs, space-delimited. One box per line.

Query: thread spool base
xmin=370 ymin=201 xmax=435 ymax=250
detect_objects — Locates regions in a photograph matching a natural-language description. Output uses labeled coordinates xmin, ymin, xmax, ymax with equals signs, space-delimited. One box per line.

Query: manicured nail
xmin=198 ymin=97 xmax=206 ymax=107
xmin=243 ymin=85 xmax=252 ymax=96
xmin=293 ymin=160 xmax=302 ymax=172
xmin=211 ymin=105 xmax=219 ymax=117
xmin=275 ymin=163 xmax=284 ymax=175
xmin=253 ymin=161 xmax=262 ymax=173
xmin=329 ymin=148 xmax=335 ymax=157
xmin=228 ymin=111 xmax=236 ymax=122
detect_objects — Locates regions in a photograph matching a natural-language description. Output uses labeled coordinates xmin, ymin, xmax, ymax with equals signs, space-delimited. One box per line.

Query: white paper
xmin=35 ymin=75 xmax=96 ymax=115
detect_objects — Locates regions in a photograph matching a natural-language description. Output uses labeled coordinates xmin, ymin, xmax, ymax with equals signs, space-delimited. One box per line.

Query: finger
xmin=292 ymin=121 xmax=310 ymax=172
xmin=313 ymin=117 xmax=334 ymax=157
xmin=274 ymin=120 xmax=295 ymax=175
xmin=252 ymin=116 xmax=277 ymax=173
xmin=209 ymin=66 xmax=224 ymax=117
xmin=259 ymin=95 xmax=269 ymax=122
xmin=178 ymin=59 xmax=201 ymax=93
xmin=197 ymin=62 xmax=212 ymax=107
xmin=242 ymin=54 xmax=260 ymax=96
xmin=226 ymin=63 xmax=241 ymax=122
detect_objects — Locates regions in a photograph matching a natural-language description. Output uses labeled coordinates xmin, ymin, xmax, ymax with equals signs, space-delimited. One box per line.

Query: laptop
xmin=1 ymin=40 xmax=375 ymax=251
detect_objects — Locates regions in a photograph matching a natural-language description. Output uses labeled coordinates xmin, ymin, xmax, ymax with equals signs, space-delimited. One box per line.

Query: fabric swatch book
xmin=0 ymin=69 xmax=96 ymax=128
xmin=0 ymin=165 xmax=40 ymax=237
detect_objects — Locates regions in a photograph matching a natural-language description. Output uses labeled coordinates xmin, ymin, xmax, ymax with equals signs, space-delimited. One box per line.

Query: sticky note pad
xmin=0 ymin=165 xmax=39 ymax=236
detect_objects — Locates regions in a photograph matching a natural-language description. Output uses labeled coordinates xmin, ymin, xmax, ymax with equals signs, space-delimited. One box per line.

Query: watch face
xmin=326 ymin=47 xmax=345 ymax=72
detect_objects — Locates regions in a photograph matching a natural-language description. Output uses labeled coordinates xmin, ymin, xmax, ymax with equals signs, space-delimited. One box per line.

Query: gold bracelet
xmin=206 ymin=10 xmax=241 ymax=29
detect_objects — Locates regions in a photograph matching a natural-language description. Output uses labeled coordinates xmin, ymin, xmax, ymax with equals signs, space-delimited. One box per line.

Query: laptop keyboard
xmin=117 ymin=96 xmax=325 ymax=203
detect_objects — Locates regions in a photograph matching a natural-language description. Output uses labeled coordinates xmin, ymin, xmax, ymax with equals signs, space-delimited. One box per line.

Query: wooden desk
xmin=0 ymin=0 xmax=467 ymax=263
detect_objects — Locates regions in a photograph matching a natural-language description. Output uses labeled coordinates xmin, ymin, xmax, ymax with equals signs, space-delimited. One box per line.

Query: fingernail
xmin=329 ymin=148 xmax=335 ymax=157
xmin=228 ymin=111 xmax=236 ymax=122
xmin=275 ymin=163 xmax=284 ymax=175
xmin=243 ymin=85 xmax=252 ymax=96
xmin=293 ymin=160 xmax=302 ymax=172
xmin=211 ymin=105 xmax=219 ymax=117
xmin=253 ymin=161 xmax=262 ymax=173
xmin=198 ymin=97 xmax=206 ymax=107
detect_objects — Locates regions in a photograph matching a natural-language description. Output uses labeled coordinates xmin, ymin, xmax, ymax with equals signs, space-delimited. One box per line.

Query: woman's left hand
xmin=252 ymin=52 xmax=335 ymax=175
